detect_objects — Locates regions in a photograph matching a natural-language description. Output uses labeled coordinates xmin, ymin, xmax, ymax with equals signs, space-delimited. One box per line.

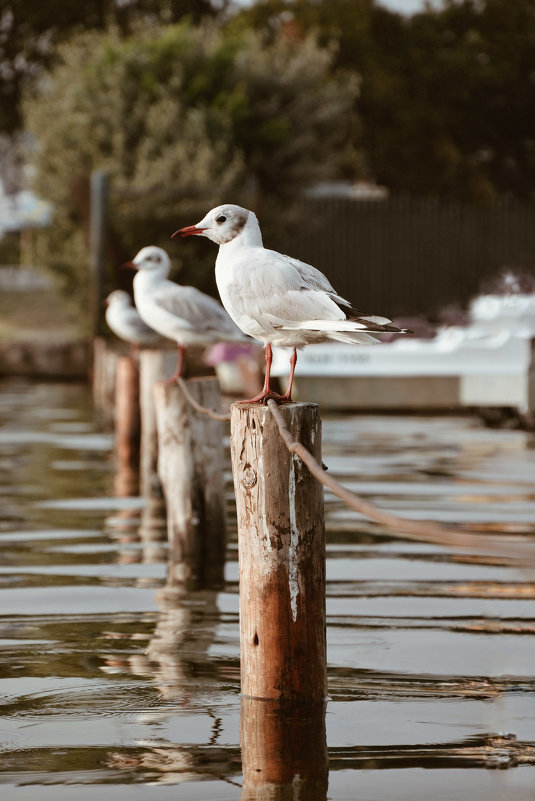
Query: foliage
xmin=23 ymin=22 xmax=359 ymax=304
xmin=0 ymin=0 xmax=224 ymax=136
xmin=237 ymin=0 xmax=535 ymax=201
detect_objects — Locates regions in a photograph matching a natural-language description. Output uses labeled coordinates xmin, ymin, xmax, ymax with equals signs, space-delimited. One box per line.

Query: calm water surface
xmin=1 ymin=379 xmax=535 ymax=800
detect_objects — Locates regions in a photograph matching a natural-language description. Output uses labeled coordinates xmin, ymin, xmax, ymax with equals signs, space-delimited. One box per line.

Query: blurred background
xmin=1 ymin=0 xmax=534 ymax=345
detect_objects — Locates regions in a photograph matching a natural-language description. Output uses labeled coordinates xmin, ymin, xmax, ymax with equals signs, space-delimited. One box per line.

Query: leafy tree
xmin=0 ymin=0 xmax=224 ymax=189
xmin=0 ymin=0 xmax=223 ymax=136
xmin=238 ymin=0 xmax=535 ymax=201
xmin=23 ymin=22 xmax=359 ymax=309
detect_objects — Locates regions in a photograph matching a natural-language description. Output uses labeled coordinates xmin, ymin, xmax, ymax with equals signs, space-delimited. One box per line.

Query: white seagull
xmin=173 ymin=204 xmax=411 ymax=402
xmin=105 ymin=289 xmax=165 ymax=350
xmin=126 ymin=246 xmax=248 ymax=382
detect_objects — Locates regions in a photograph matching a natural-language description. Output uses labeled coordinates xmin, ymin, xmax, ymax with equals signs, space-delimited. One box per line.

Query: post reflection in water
xmin=240 ymin=698 xmax=328 ymax=801
xmin=114 ymin=572 xmax=225 ymax=783
xmin=113 ymin=457 xmax=168 ymax=563
xmin=139 ymin=581 xmax=219 ymax=700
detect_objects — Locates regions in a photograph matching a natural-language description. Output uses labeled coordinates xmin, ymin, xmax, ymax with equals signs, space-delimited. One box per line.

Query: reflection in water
xmin=240 ymin=698 xmax=328 ymax=801
xmin=112 ymin=453 xmax=168 ymax=563
xmin=114 ymin=463 xmax=139 ymax=498
xmin=106 ymin=572 xmax=227 ymax=785
xmin=132 ymin=579 xmax=220 ymax=700
xmin=2 ymin=381 xmax=535 ymax=798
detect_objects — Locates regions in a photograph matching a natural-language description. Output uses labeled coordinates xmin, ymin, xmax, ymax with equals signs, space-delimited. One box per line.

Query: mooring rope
xmin=176 ymin=377 xmax=232 ymax=422
xmin=266 ymin=400 xmax=534 ymax=564
xmin=171 ymin=383 xmax=533 ymax=562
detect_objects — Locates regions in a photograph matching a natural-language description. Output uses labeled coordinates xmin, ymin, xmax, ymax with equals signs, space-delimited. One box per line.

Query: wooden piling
xmin=240 ymin=698 xmax=328 ymax=801
xmin=154 ymin=377 xmax=226 ymax=588
xmin=139 ymin=349 xmax=176 ymax=497
xmin=230 ymin=402 xmax=326 ymax=701
xmin=114 ymin=356 xmax=140 ymax=489
xmin=92 ymin=337 xmax=118 ymax=424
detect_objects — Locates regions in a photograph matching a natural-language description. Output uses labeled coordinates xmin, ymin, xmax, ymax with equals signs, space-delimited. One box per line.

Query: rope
xmin=176 ymin=378 xmax=231 ymax=422
xmin=266 ymin=400 xmax=534 ymax=564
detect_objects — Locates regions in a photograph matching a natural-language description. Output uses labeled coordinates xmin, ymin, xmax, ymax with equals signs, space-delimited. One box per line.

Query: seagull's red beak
xmin=171 ymin=225 xmax=206 ymax=239
xmin=122 ymin=260 xmax=137 ymax=270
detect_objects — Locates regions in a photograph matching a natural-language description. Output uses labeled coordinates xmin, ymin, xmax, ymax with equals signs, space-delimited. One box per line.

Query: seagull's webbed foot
xmin=235 ymin=389 xmax=292 ymax=405
xmin=236 ymin=343 xmax=294 ymax=403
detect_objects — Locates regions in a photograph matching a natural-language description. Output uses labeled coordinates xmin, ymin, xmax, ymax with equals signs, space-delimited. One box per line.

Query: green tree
xmin=23 ymin=22 xmax=359 ymax=309
xmin=0 ymin=0 xmax=223 ymax=136
xmin=238 ymin=0 xmax=535 ymax=201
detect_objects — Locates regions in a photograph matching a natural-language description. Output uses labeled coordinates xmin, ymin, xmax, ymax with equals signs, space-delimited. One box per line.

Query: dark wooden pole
xmin=230 ymin=402 xmax=326 ymax=701
xmin=89 ymin=170 xmax=109 ymax=338
xmin=154 ymin=377 xmax=226 ymax=588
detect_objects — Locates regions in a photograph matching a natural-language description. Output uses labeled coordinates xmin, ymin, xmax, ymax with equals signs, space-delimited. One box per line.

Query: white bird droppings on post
xmin=288 ymin=453 xmax=300 ymax=622
xmin=258 ymin=428 xmax=273 ymax=553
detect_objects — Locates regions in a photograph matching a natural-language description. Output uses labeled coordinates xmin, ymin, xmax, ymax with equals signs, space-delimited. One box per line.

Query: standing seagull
xmin=173 ymin=204 xmax=410 ymax=402
xmin=126 ymin=246 xmax=248 ymax=382
xmin=105 ymin=290 xmax=165 ymax=350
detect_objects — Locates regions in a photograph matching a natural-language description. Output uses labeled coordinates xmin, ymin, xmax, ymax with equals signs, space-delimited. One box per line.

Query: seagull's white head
xmin=173 ymin=204 xmax=262 ymax=247
xmin=105 ymin=289 xmax=131 ymax=307
xmin=128 ymin=246 xmax=171 ymax=276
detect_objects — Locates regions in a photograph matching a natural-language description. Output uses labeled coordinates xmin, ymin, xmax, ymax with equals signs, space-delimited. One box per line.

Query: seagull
xmin=126 ymin=246 xmax=248 ymax=382
xmin=173 ymin=204 xmax=411 ymax=402
xmin=105 ymin=289 xmax=165 ymax=351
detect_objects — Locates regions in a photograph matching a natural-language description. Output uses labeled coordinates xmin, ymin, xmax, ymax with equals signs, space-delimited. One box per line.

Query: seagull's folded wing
xmin=152 ymin=285 xmax=244 ymax=337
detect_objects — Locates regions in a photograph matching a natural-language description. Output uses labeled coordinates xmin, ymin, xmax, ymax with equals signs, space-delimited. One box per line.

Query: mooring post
xmin=92 ymin=337 xmax=118 ymax=424
xmin=113 ymin=355 xmax=141 ymax=495
xmin=154 ymin=377 xmax=226 ymax=588
xmin=139 ymin=349 xmax=176 ymax=497
xmin=230 ymin=402 xmax=326 ymax=701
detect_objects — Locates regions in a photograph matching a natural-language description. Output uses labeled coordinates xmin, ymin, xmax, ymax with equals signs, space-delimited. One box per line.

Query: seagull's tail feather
xmin=276 ymin=319 xmax=410 ymax=336
xmin=330 ymin=331 xmax=380 ymax=345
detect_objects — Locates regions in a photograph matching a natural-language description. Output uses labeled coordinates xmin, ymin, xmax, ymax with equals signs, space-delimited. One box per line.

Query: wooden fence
xmin=289 ymin=196 xmax=535 ymax=318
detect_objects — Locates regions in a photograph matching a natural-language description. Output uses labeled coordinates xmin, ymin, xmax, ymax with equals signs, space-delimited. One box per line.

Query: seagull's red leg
xmin=280 ymin=347 xmax=297 ymax=401
xmin=165 ymin=345 xmax=186 ymax=384
xmin=236 ymin=343 xmax=289 ymax=404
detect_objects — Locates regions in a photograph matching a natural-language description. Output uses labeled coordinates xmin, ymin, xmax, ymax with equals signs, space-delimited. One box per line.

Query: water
xmin=1 ymin=378 xmax=535 ymax=800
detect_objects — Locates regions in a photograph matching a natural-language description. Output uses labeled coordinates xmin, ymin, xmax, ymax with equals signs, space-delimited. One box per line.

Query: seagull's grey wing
xmin=238 ymin=249 xmax=399 ymax=332
xmin=152 ymin=284 xmax=243 ymax=336
xmin=282 ymin=254 xmax=395 ymax=326
xmin=231 ymin=249 xmax=346 ymax=327
xmin=124 ymin=307 xmax=161 ymax=338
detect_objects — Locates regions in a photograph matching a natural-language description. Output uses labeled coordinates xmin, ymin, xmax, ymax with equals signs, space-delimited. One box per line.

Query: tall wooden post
xmin=154 ymin=377 xmax=226 ymax=588
xmin=139 ymin=349 xmax=176 ymax=497
xmin=113 ymin=355 xmax=140 ymax=496
xmin=230 ymin=402 xmax=326 ymax=701
xmin=89 ymin=170 xmax=109 ymax=338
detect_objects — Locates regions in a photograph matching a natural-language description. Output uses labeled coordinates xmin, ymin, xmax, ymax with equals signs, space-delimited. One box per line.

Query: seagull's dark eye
xmin=216 ymin=215 xmax=226 ymax=224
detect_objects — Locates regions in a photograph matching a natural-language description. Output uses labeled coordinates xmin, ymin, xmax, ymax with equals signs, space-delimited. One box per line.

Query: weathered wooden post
xmin=154 ymin=377 xmax=226 ymax=588
xmin=139 ymin=349 xmax=176 ymax=497
xmin=92 ymin=337 xmax=118 ymax=423
xmin=230 ymin=402 xmax=326 ymax=701
xmin=113 ymin=355 xmax=141 ymax=496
